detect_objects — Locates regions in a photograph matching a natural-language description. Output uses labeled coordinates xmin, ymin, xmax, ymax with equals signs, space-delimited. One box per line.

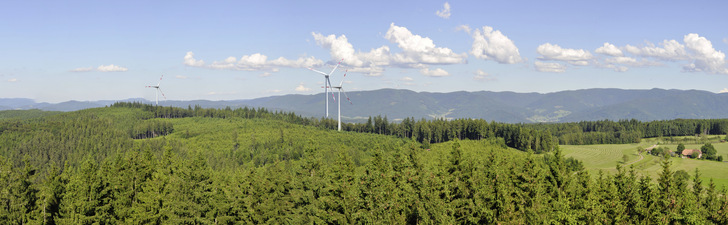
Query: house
xmin=681 ymin=149 xmax=702 ymax=159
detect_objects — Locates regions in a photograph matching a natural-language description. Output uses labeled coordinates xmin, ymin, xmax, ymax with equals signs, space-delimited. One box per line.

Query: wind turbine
xmin=308 ymin=59 xmax=343 ymax=118
xmin=145 ymin=75 xmax=166 ymax=105
xmin=332 ymin=69 xmax=353 ymax=131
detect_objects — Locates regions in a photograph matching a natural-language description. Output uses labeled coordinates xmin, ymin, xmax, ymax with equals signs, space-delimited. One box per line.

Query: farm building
xmin=681 ymin=149 xmax=702 ymax=159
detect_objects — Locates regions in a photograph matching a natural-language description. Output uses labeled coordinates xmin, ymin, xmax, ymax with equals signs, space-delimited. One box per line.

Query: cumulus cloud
xmin=623 ymin=40 xmax=688 ymax=61
xmin=607 ymin=34 xmax=728 ymax=74
xmin=537 ymin=43 xmax=593 ymax=66
xmin=682 ymin=33 xmax=728 ymax=74
xmin=312 ymin=23 xmax=465 ymax=76
xmin=7 ymin=78 xmax=18 ymax=82
xmin=97 ymin=64 xmax=128 ymax=72
xmin=534 ymin=61 xmax=566 ymax=73
xmin=435 ymin=2 xmax=451 ymax=19
xmin=184 ymin=52 xmax=205 ymax=67
xmin=295 ymin=82 xmax=311 ymax=92
xmin=400 ymin=76 xmax=414 ymax=81
xmin=385 ymin=23 xmax=467 ymax=66
xmin=419 ymin=68 xmax=450 ymax=77
xmin=720 ymin=88 xmax=728 ymax=93
xmin=259 ymin=72 xmax=272 ymax=77
xmin=469 ymin=26 xmax=523 ymax=64
xmin=184 ymin=52 xmax=323 ymax=72
xmin=473 ymin=69 xmax=495 ymax=81
xmin=595 ymin=43 xmax=623 ymax=56
xmin=312 ymin=32 xmax=390 ymax=76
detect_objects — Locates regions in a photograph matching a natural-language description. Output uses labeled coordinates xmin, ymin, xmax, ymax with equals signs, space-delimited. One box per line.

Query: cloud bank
xmin=71 ymin=64 xmax=128 ymax=72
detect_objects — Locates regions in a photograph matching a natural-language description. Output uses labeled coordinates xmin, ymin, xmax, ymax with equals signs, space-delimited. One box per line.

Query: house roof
xmin=681 ymin=149 xmax=702 ymax=156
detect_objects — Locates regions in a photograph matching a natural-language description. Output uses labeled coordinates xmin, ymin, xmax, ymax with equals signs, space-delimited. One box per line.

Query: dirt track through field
xmin=626 ymin=144 xmax=655 ymax=166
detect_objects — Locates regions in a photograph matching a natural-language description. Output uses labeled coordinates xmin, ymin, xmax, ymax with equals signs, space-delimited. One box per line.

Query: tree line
xmin=110 ymin=102 xmax=557 ymax=153
xmin=526 ymin=119 xmax=728 ymax=145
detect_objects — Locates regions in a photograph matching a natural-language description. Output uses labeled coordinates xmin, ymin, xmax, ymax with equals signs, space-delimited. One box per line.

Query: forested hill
xmin=3 ymin=88 xmax=728 ymax=123
xmin=2 ymin=104 xmax=728 ymax=223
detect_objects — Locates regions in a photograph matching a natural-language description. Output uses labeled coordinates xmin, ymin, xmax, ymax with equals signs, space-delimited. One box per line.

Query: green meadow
xmin=561 ymin=136 xmax=728 ymax=188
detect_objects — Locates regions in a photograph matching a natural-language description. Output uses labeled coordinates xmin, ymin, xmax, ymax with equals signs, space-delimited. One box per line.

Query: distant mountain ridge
xmin=2 ymin=88 xmax=727 ymax=123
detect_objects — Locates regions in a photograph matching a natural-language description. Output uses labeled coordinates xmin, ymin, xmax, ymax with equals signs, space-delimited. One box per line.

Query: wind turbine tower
xmin=308 ymin=59 xmax=343 ymax=117
xmin=332 ymin=69 xmax=353 ymax=131
xmin=145 ymin=75 xmax=166 ymax=105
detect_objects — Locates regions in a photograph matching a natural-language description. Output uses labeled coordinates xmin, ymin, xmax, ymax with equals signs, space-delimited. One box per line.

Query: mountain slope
xmin=2 ymin=88 xmax=727 ymax=123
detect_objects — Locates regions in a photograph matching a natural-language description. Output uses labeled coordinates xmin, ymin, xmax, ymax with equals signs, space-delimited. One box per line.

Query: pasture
xmin=561 ymin=137 xmax=728 ymax=189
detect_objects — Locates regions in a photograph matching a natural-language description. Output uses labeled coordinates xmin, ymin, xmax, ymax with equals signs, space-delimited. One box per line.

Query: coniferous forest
xmin=1 ymin=103 xmax=728 ymax=224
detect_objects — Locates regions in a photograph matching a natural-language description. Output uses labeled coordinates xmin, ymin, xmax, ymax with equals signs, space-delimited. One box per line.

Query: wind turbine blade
xmin=157 ymin=74 xmax=164 ymax=86
xmin=327 ymin=79 xmax=336 ymax=101
xmin=338 ymin=69 xmax=347 ymax=87
xmin=341 ymin=89 xmax=352 ymax=104
xmin=158 ymin=88 xmax=167 ymax=99
xmin=308 ymin=68 xmax=328 ymax=76
xmin=328 ymin=58 xmax=343 ymax=75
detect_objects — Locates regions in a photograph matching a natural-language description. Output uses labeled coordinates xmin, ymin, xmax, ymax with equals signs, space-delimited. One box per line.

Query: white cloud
xmin=259 ymin=72 xmax=272 ymax=77
xmin=537 ymin=43 xmax=593 ymax=66
xmin=534 ymin=61 xmax=566 ymax=73
xmin=185 ymin=52 xmax=323 ymax=72
xmin=96 ymin=64 xmax=128 ymax=72
xmin=623 ymin=40 xmax=688 ymax=61
xmin=206 ymin=91 xmax=237 ymax=96
xmin=455 ymin=25 xmax=471 ymax=34
xmin=184 ymin=52 xmax=205 ymax=67
xmin=682 ymin=33 xmax=728 ymax=74
xmin=312 ymin=32 xmax=389 ymax=76
xmin=419 ymin=68 xmax=450 ymax=77
xmin=175 ymin=75 xmax=188 ymax=79
xmin=435 ymin=2 xmax=451 ymax=19
xmin=605 ymin=56 xmax=660 ymax=67
xmin=473 ymin=69 xmax=495 ymax=81
xmin=384 ymin=23 xmax=467 ymax=66
xmin=70 ymin=67 xmax=93 ymax=72
xmin=400 ymin=76 xmax=414 ymax=81
xmin=7 ymin=78 xmax=18 ymax=82
xmin=312 ymin=23 xmax=465 ymax=76
xmin=295 ymin=82 xmax=311 ymax=92
xmin=601 ymin=34 xmax=728 ymax=74
xmin=469 ymin=26 xmax=523 ymax=64
xmin=603 ymin=64 xmax=629 ymax=72
xmin=70 ymin=65 xmax=128 ymax=72
xmin=720 ymin=88 xmax=728 ymax=93
xmin=595 ymin=43 xmax=623 ymax=56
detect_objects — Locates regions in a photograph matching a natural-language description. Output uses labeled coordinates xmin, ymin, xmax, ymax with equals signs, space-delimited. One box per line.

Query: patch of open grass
xmin=562 ymin=140 xmax=728 ymax=189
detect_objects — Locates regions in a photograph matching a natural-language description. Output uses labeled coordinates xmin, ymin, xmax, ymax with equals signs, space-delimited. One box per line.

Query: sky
xmin=1 ymin=0 xmax=728 ymax=103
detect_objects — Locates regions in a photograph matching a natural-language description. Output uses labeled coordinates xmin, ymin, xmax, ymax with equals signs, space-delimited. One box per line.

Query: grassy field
xmin=561 ymin=136 xmax=728 ymax=189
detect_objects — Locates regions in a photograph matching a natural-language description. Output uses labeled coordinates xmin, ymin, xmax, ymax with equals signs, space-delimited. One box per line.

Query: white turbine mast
xmin=308 ymin=59 xmax=343 ymax=118
xmin=145 ymin=74 xmax=166 ymax=105
xmin=332 ymin=69 xmax=353 ymax=131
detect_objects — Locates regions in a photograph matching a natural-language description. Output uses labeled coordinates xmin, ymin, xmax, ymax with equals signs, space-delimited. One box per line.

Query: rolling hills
xmin=3 ymin=88 xmax=728 ymax=123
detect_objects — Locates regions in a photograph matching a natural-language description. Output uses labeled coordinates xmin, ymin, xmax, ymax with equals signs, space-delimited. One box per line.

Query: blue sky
xmin=1 ymin=0 xmax=727 ymax=103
